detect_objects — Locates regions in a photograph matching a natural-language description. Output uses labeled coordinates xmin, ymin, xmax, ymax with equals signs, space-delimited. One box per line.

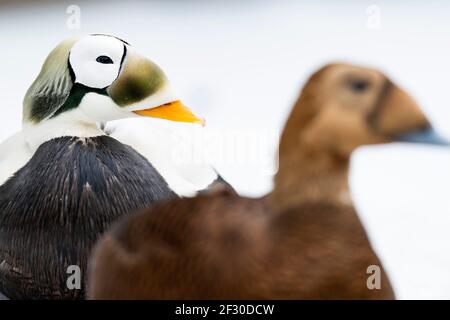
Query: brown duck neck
xmin=271 ymin=141 xmax=351 ymax=212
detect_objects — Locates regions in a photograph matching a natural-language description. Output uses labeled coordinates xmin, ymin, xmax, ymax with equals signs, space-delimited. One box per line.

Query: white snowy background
xmin=0 ymin=0 xmax=449 ymax=299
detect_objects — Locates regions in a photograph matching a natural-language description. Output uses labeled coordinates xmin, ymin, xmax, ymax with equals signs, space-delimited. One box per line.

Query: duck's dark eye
xmin=349 ymin=79 xmax=370 ymax=92
xmin=96 ymin=55 xmax=114 ymax=64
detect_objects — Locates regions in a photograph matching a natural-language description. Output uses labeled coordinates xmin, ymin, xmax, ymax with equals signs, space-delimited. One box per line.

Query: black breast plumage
xmin=0 ymin=135 xmax=177 ymax=299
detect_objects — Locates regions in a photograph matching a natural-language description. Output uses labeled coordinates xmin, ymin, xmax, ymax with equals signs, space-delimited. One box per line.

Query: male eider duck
xmin=0 ymin=34 xmax=229 ymax=299
xmin=88 ymin=63 xmax=448 ymax=300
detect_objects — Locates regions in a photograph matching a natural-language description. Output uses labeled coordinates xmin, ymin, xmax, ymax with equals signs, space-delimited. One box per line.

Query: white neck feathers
xmin=22 ymin=108 xmax=105 ymax=152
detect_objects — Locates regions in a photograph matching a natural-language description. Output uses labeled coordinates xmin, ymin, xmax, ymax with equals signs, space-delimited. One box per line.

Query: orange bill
xmin=133 ymin=100 xmax=205 ymax=126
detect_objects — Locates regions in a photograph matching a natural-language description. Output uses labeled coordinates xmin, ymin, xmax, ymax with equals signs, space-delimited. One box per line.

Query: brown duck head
xmin=274 ymin=63 xmax=448 ymax=209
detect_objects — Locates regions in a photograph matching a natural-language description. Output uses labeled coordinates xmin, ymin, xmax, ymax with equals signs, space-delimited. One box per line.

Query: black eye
xmin=349 ymin=79 xmax=370 ymax=92
xmin=96 ymin=55 xmax=114 ymax=64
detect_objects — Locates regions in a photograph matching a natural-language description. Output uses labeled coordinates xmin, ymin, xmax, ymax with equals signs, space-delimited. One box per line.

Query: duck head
xmin=23 ymin=34 xmax=203 ymax=129
xmin=279 ymin=63 xmax=448 ymax=160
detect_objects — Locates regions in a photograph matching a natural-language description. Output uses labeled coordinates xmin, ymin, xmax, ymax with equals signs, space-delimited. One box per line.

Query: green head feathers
xmin=23 ymin=37 xmax=79 ymax=123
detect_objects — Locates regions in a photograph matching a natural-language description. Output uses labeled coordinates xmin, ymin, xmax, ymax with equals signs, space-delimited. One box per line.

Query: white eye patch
xmin=69 ymin=35 xmax=126 ymax=89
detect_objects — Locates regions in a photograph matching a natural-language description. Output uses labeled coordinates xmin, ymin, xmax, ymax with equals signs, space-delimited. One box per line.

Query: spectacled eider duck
xmin=88 ymin=63 xmax=448 ymax=300
xmin=0 ymin=34 xmax=231 ymax=299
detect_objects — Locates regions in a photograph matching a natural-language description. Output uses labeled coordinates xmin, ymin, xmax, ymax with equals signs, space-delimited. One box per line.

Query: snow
xmin=0 ymin=0 xmax=449 ymax=299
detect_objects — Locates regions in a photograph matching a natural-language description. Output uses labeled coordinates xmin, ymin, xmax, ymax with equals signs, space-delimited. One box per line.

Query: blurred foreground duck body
xmin=0 ymin=34 xmax=229 ymax=299
xmin=89 ymin=63 xmax=449 ymax=300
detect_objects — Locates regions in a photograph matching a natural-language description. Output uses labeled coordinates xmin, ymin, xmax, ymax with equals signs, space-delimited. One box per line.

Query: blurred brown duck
xmin=87 ymin=63 xmax=448 ymax=300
